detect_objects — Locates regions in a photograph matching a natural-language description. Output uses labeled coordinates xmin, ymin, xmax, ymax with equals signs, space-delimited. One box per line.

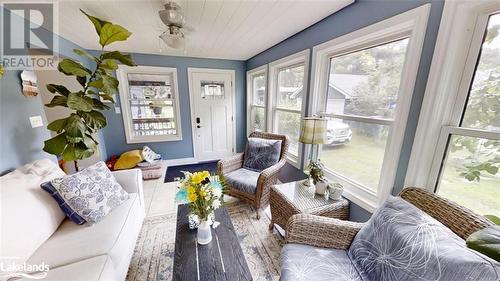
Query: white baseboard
xmin=162 ymin=157 xmax=198 ymax=167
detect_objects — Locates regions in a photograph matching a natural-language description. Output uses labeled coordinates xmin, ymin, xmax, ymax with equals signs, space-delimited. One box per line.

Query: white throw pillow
xmin=47 ymin=161 xmax=129 ymax=224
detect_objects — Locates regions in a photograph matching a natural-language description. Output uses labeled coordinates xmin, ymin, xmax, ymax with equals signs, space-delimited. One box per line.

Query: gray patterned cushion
xmin=243 ymin=138 xmax=282 ymax=172
xmin=48 ymin=161 xmax=129 ymax=224
xmin=225 ymin=168 xmax=260 ymax=194
xmin=281 ymin=244 xmax=363 ymax=281
xmin=349 ymin=196 xmax=500 ymax=281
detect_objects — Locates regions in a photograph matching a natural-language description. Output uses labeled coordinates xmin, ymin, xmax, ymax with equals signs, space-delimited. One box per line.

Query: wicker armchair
xmin=286 ymin=187 xmax=494 ymax=250
xmin=217 ymin=132 xmax=289 ymax=219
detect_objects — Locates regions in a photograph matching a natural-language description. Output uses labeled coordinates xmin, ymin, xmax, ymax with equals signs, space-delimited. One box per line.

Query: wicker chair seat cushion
xmin=242 ymin=138 xmax=282 ymax=172
xmin=281 ymin=244 xmax=363 ymax=281
xmin=349 ymin=196 xmax=500 ymax=281
xmin=225 ymin=168 xmax=260 ymax=194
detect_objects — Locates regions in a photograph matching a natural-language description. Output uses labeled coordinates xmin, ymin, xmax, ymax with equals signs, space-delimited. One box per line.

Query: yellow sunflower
xmin=192 ymin=171 xmax=210 ymax=184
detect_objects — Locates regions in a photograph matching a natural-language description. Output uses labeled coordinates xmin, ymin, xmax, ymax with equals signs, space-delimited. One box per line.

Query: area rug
xmin=126 ymin=203 xmax=282 ymax=281
xmin=164 ymin=161 xmax=218 ymax=182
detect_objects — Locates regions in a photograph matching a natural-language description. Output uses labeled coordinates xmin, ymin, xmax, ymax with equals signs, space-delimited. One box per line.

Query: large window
xmin=247 ymin=66 xmax=267 ymax=134
xmin=269 ymin=50 xmax=309 ymax=166
xmin=117 ymin=66 xmax=182 ymax=143
xmin=431 ymin=12 xmax=500 ymax=217
xmin=310 ymin=5 xmax=430 ymax=210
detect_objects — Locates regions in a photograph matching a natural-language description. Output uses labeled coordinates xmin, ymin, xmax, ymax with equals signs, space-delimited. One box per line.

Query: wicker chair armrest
xmin=286 ymin=214 xmax=364 ymax=250
xmin=217 ymin=153 xmax=244 ymax=174
xmin=258 ymin=158 xmax=287 ymax=184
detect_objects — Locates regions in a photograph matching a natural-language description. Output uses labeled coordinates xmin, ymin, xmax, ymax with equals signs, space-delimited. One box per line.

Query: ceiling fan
xmin=158 ymin=1 xmax=192 ymax=49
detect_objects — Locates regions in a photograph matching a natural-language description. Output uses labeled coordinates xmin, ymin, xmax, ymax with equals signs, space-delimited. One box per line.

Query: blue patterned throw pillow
xmin=40 ymin=161 xmax=129 ymax=225
xmin=243 ymin=138 xmax=282 ymax=172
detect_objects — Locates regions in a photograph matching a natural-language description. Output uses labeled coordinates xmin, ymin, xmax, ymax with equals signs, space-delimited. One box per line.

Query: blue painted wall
xmin=94 ymin=53 xmax=246 ymax=160
xmin=0 ymin=7 xmax=105 ymax=173
xmin=246 ymin=0 xmax=445 ymax=221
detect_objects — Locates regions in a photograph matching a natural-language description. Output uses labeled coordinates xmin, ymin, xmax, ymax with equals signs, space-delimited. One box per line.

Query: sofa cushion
xmin=114 ymin=150 xmax=143 ymax=170
xmin=41 ymin=181 xmax=86 ymax=225
xmin=44 ymin=161 xmax=129 ymax=224
xmin=243 ymin=138 xmax=282 ymax=171
xmin=0 ymin=159 xmax=66 ymax=264
xmin=27 ymin=193 xmax=142 ymax=269
xmin=349 ymin=196 xmax=500 ymax=281
xmin=281 ymin=244 xmax=363 ymax=281
xmin=225 ymin=168 xmax=260 ymax=194
xmin=22 ymin=255 xmax=115 ymax=281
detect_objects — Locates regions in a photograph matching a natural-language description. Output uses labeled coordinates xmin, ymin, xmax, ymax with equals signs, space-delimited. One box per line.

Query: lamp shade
xmin=299 ymin=117 xmax=327 ymax=144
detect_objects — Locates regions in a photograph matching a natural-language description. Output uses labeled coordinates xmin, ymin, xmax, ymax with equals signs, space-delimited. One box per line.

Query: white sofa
xmin=0 ymin=159 xmax=145 ymax=280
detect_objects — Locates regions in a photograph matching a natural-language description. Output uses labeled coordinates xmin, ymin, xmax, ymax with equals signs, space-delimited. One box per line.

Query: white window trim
xmin=405 ymin=1 xmax=500 ymax=190
xmin=246 ymin=65 xmax=268 ymax=135
xmin=117 ymin=65 xmax=183 ymax=144
xmin=309 ymin=4 xmax=430 ymax=212
xmin=268 ymin=49 xmax=310 ymax=168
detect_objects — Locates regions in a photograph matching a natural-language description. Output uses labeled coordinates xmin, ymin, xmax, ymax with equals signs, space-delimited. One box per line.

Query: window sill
xmin=126 ymin=135 xmax=183 ymax=144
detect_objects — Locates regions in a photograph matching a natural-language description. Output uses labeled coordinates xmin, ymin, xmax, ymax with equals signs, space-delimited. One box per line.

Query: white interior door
xmin=188 ymin=68 xmax=235 ymax=161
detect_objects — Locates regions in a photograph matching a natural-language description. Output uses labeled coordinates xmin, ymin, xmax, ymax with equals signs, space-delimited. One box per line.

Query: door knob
xmin=197 ymin=125 xmax=201 ymax=128
xmin=196 ymin=117 xmax=201 ymax=124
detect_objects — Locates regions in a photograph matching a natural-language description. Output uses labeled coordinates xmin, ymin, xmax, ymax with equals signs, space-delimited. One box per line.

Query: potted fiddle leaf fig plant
xmin=43 ymin=10 xmax=136 ymax=168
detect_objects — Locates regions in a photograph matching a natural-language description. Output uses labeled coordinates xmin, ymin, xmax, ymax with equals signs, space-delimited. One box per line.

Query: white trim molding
xmin=405 ymin=0 xmax=500 ymax=190
xmin=246 ymin=65 xmax=268 ymax=135
xmin=309 ymin=4 xmax=431 ymax=211
xmin=116 ymin=65 xmax=183 ymax=144
xmin=268 ymin=49 xmax=310 ymax=168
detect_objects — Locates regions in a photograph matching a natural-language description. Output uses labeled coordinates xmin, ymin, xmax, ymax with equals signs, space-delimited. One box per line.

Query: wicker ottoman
xmin=269 ymin=181 xmax=349 ymax=231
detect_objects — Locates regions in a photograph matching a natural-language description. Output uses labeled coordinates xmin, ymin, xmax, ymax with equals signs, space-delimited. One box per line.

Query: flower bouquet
xmin=175 ymin=170 xmax=223 ymax=244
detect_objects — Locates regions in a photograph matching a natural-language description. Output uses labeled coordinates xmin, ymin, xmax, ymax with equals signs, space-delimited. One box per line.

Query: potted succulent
xmin=308 ymin=160 xmax=328 ymax=195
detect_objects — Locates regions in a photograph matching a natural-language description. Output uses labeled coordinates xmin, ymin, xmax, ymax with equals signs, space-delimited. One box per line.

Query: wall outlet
xmin=115 ymin=107 xmax=121 ymax=114
xmin=29 ymin=115 xmax=43 ymax=128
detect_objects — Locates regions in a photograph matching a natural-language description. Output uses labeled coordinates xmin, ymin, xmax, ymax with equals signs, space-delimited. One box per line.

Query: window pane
xmin=320 ymin=119 xmax=389 ymax=190
xmin=437 ymin=135 xmax=500 ymax=217
xmin=326 ymin=39 xmax=409 ymax=119
xmin=462 ymin=13 xmax=500 ymax=132
xmin=276 ymin=110 xmax=301 ymax=157
xmin=127 ymin=72 xmax=178 ymax=137
xmin=277 ymin=64 xmax=304 ymax=110
xmin=252 ymin=74 xmax=266 ymax=106
xmin=250 ymin=107 xmax=265 ymax=132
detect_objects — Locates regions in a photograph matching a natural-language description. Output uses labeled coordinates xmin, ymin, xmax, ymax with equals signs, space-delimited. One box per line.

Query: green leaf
xmin=466 ymin=226 xmax=500 ymax=262
xmin=64 ymin=114 xmax=86 ymax=138
xmin=88 ymin=79 xmax=104 ymax=89
xmin=43 ymin=133 xmax=67 ymax=156
xmin=92 ymin=98 xmax=110 ymax=110
xmin=78 ymin=110 xmax=107 ymax=130
xmin=67 ymin=92 xmax=94 ymax=112
xmin=99 ymin=59 xmax=118 ymax=71
xmin=99 ymin=23 xmax=131 ymax=47
xmin=101 ymin=74 xmax=119 ymax=94
xmin=77 ymin=76 xmax=87 ymax=87
xmin=66 ymin=135 xmax=83 ymax=144
xmin=80 ymin=9 xmax=110 ymax=36
xmin=485 ymin=165 xmax=498 ymax=175
xmin=485 ymin=215 xmax=500 ymax=225
xmin=46 ymin=84 xmax=70 ymax=96
xmin=45 ymin=95 xmax=68 ymax=107
xmin=82 ymin=134 xmax=98 ymax=150
xmin=58 ymin=59 xmax=91 ymax=77
xmin=101 ymin=51 xmax=136 ymax=66
xmin=99 ymin=93 xmax=115 ymax=103
xmin=47 ymin=117 xmax=68 ymax=133
xmin=73 ymin=48 xmax=98 ymax=62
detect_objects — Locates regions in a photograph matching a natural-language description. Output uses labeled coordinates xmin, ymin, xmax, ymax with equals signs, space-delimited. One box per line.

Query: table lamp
xmin=299 ymin=117 xmax=327 ymax=186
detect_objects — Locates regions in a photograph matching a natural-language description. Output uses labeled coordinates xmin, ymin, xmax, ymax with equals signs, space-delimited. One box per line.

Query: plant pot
xmin=314 ymin=181 xmax=328 ymax=195
xmin=328 ymin=183 xmax=343 ymax=200
xmin=197 ymin=220 xmax=212 ymax=245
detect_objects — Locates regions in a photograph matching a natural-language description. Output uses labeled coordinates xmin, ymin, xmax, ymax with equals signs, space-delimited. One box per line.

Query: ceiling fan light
xmin=159 ymin=31 xmax=184 ymax=49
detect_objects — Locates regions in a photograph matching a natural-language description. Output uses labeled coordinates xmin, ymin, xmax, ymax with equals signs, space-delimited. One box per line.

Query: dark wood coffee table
xmin=173 ymin=204 xmax=252 ymax=281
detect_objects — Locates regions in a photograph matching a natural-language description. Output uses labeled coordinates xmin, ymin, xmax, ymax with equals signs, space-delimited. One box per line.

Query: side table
xmin=269 ymin=181 xmax=349 ymax=231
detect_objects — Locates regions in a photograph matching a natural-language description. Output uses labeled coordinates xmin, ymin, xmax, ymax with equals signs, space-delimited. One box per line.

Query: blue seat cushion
xmin=40 ymin=181 xmax=86 ymax=225
xmin=243 ymin=138 xmax=282 ymax=172
xmin=281 ymin=243 xmax=363 ymax=281
xmin=349 ymin=196 xmax=500 ymax=281
xmin=225 ymin=168 xmax=260 ymax=194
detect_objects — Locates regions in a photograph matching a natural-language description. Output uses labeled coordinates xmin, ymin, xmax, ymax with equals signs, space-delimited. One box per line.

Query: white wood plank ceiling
xmin=56 ymin=0 xmax=354 ymax=60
